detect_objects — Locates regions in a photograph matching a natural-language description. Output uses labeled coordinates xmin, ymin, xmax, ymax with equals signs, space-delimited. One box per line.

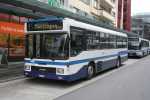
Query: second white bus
xmin=128 ymin=37 xmax=149 ymax=57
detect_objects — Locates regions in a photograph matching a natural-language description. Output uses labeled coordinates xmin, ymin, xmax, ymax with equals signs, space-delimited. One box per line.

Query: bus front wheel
xmin=87 ymin=65 xmax=94 ymax=79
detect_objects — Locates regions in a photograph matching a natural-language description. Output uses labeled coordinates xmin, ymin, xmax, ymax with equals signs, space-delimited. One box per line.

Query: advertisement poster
xmin=0 ymin=21 xmax=25 ymax=60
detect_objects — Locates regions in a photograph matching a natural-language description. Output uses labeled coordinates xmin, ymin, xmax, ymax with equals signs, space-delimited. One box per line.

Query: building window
xmin=112 ymin=11 xmax=115 ymax=17
xmin=80 ymin=0 xmax=90 ymax=5
xmin=78 ymin=10 xmax=88 ymax=16
xmin=0 ymin=13 xmax=26 ymax=61
xmin=60 ymin=0 xmax=64 ymax=5
xmin=0 ymin=33 xmax=9 ymax=48
xmin=10 ymin=15 xmax=19 ymax=23
xmin=20 ymin=17 xmax=27 ymax=24
xmin=38 ymin=0 xmax=48 ymax=3
xmin=71 ymin=7 xmax=80 ymax=13
xmin=93 ymin=0 xmax=98 ymax=8
xmin=0 ymin=13 xmax=10 ymax=22
xmin=111 ymin=0 xmax=115 ymax=3
xmin=9 ymin=34 xmax=25 ymax=57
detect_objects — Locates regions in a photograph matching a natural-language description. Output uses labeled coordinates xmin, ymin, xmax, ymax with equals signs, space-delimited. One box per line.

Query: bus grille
xmin=31 ymin=66 xmax=56 ymax=73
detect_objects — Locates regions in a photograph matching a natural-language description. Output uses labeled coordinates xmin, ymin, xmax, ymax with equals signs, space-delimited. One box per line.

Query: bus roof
xmin=128 ymin=37 xmax=149 ymax=42
xmin=26 ymin=17 xmax=127 ymax=37
xmin=139 ymin=38 xmax=149 ymax=42
xmin=64 ymin=18 xmax=127 ymax=37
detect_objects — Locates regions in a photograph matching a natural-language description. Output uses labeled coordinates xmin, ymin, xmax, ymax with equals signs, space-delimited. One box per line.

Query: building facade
xmin=116 ymin=0 xmax=131 ymax=31
xmin=70 ymin=0 xmax=116 ymax=25
xmin=39 ymin=0 xmax=117 ymax=25
xmin=132 ymin=14 xmax=150 ymax=40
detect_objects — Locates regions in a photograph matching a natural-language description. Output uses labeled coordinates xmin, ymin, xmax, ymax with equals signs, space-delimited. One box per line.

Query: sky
xmin=132 ymin=0 xmax=150 ymax=16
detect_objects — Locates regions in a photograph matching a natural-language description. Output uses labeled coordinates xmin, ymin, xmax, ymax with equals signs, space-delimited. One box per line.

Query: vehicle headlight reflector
xmin=24 ymin=65 xmax=31 ymax=71
xmin=56 ymin=68 xmax=64 ymax=74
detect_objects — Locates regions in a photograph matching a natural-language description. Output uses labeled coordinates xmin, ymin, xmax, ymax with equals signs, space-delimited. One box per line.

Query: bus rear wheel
xmin=116 ymin=57 xmax=121 ymax=68
xmin=87 ymin=65 xmax=94 ymax=79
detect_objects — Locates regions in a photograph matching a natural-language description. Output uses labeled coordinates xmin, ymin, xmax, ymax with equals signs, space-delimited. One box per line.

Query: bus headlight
xmin=56 ymin=68 xmax=64 ymax=74
xmin=24 ymin=65 xmax=31 ymax=71
xmin=136 ymin=51 xmax=142 ymax=55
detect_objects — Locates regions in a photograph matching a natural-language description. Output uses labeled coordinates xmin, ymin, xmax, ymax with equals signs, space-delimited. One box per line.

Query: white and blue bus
xmin=128 ymin=37 xmax=149 ymax=57
xmin=24 ymin=17 xmax=128 ymax=82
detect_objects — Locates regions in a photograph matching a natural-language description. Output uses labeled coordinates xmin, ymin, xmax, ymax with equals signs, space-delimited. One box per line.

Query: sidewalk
xmin=0 ymin=62 xmax=24 ymax=83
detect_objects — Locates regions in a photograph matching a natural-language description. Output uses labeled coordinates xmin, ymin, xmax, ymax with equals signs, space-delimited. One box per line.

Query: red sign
xmin=0 ymin=21 xmax=24 ymax=35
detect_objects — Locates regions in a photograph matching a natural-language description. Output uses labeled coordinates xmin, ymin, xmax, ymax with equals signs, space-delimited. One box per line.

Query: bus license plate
xmin=38 ymin=74 xmax=45 ymax=78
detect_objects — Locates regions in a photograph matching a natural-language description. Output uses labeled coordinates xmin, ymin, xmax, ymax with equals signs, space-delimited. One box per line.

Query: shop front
xmin=0 ymin=13 xmax=25 ymax=62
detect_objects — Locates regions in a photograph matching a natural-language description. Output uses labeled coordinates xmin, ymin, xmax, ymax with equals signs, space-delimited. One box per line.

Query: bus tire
xmin=116 ymin=57 xmax=121 ymax=68
xmin=147 ymin=51 xmax=149 ymax=56
xmin=142 ymin=52 xmax=144 ymax=57
xmin=87 ymin=64 xmax=94 ymax=79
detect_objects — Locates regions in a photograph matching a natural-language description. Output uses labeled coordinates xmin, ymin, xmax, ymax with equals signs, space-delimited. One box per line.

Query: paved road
xmin=0 ymin=58 xmax=140 ymax=100
xmin=55 ymin=56 xmax=150 ymax=100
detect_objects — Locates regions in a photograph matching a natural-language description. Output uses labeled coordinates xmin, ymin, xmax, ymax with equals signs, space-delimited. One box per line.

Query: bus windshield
xmin=128 ymin=38 xmax=140 ymax=50
xmin=128 ymin=45 xmax=139 ymax=50
xmin=128 ymin=42 xmax=140 ymax=50
xmin=26 ymin=33 xmax=69 ymax=60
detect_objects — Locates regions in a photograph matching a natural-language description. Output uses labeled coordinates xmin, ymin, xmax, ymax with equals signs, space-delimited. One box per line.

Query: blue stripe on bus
xmin=119 ymin=51 xmax=128 ymax=55
xmin=25 ymin=51 xmax=128 ymax=66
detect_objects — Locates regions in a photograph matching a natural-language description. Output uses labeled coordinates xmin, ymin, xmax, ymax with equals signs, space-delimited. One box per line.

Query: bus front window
xmin=26 ymin=33 xmax=69 ymax=60
xmin=128 ymin=42 xmax=140 ymax=50
xmin=43 ymin=34 xmax=68 ymax=59
xmin=128 ymin=37 xmax=140 ymax=50
xmin=26 ymin=35 xmax=33 ymax=58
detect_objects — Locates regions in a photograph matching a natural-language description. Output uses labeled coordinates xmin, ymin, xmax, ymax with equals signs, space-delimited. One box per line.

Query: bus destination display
xmin=27 ymin=21 xmax=63 ymax=31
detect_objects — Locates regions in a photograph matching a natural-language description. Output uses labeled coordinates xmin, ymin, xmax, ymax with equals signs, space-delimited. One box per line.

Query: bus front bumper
xmin=128 ymin=51 xmax=143 ymax=57
xmin=24 ymin=67 xmax=87 ymax=82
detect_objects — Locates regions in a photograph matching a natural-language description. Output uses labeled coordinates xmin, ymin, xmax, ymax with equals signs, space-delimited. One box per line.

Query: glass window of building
xmin=9 ymin=34 xmax=25 ymax=57
xmin=93 ymin=0 xmax=98 ymax=8
xmin=0 ymin=13 xmax=10 ymax=22
xmin=0 ymin=14 xmax=25 ymax=61
xmin=60 ymin=0 xmax=64 ymax=5
xmin=0 ymin=33 xmax=9 ymax=48
xmin=10 ymin=15 xmax=20 ymax=23
xmin=80 ymin=0 xmax=90 ymax=5
xmin=20 ymin=17 xmax=27 ymax=24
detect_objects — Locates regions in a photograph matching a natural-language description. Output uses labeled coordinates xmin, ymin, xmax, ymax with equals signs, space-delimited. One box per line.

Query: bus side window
xmin=139 ymin=42 xmax=142 ymax=49
xmin=70 ymin=31 xmax=85 ymax=56
xmin=70 ymin=34 xmax=80 ymax=56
